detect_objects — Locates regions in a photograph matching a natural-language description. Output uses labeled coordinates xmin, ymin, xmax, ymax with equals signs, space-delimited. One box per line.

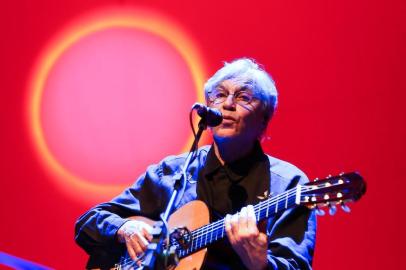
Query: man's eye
xmin=214 ymin=92 xmax=228 ymax=98
xmin=236 ymin=93 xmax=252 ymax=102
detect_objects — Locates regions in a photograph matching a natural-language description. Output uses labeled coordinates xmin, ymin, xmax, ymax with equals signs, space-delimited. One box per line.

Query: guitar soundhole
xmin=170 ymin=227 xmax=192 ymax=250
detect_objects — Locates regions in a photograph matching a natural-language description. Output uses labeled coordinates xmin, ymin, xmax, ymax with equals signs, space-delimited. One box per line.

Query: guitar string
xmin=187 ymin=184 xmax=324 ymax=251
xmin=117 ymin=195 xmax=300 ymax=268
xmin=192 ymin=182 xmax=341 ymax=243
xmin=192 ymin=177 xmax=346 ymax=236
xmin=119 ymin=186 xmax=327 ymax=267
xmin=182 ymin=186 xmax=316 ymax=254
xmin=191 ymin=185 xmax=315 ymax=236
xmin=118 ymin=185 xmax=319 ymax=266
xmin=116 ymin=254 xmax=143 ymax=269
xmin=189 ymin=187 xmax=311 ymax=243
xmin=125 ymin=189 xmax=295 ymax=264
xmin=116 ymin=179 xmax=349 ymax=267
xmin=190 ymin=186 xmax=307 ymax=236
xmin=117 ymin=191 xmax=301 ymax=268
xmin=186 ymin=183 xmax=328 ymax=253
xmin=188 ymin=198 xmax=283 ymax=244
xmin=119 ymin=182 xmax=334 ymax=267
xmin=186 ymin=183 xmax=338 ymax=257
xmin=118 ymin=176 xmax=352 ymax=267
xmin=179 ymin=197 xmax=301 ymax=257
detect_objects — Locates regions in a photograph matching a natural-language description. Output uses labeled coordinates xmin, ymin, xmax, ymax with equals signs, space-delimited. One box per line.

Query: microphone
xmin=192 ymin=103 xmax=223 ymax=127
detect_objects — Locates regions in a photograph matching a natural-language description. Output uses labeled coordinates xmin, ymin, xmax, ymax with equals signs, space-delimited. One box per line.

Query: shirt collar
xmin=204 ymin=141 xmax=266 ymax=178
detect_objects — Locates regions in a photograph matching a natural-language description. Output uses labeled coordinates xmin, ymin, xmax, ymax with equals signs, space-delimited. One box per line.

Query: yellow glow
xmin=27 ymin=7 xmax=207 ymax=202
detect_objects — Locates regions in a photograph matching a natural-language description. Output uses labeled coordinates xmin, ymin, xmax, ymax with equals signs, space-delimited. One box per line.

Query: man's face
xmin=208 ymin=80 xmax=267 ymax=143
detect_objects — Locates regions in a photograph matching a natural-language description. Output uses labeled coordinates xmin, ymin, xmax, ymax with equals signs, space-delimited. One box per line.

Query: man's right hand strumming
xmin=117 ymin=220 xmax=153 ymax=261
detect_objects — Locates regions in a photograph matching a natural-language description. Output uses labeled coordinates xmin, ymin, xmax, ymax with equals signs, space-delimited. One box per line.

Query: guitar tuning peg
xmin=328 ymin=204 xmax=337 ymax=216
xmin=341 ymin=203 xmax=351 ymax=213
xmin=315 ymin=206 xmax=325 ymax=216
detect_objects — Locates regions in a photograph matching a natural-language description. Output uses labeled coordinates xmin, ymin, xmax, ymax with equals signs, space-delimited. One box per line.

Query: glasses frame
xmin=207 ymin=88 xmax=257 ymax=106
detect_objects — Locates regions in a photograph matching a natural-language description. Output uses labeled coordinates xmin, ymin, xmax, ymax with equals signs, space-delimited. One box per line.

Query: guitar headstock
xmin=301 ymin=172 xmax=366 ymax=215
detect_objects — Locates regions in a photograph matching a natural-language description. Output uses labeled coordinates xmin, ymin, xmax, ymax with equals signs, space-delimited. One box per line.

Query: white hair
xmin=204 ymin=58 xmax=278 ymax=121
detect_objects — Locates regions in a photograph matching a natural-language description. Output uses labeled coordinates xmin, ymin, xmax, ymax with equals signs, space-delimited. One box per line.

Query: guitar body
xmin=120 ymin=200 xmax=209 ymax=270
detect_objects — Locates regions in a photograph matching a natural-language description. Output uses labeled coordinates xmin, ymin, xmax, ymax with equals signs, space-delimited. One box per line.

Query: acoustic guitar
xmin=95 ymin=172 xmax=366 ymax=270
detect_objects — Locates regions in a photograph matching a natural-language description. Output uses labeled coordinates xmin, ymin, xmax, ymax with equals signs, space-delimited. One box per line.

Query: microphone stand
xmin=139 ymin=117 xmax=209 ymax=270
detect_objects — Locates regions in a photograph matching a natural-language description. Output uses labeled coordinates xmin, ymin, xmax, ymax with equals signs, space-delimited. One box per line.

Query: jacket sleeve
xmin=74 ymin=162 xmax=168 ymax=268
xmin=265 ymin=172 xmax=317 ymax=270
xmin=266 ymin=207 xmax=317 ymax=269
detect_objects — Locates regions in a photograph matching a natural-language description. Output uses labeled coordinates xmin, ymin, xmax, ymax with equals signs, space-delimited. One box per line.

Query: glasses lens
xmin=234 ymin=91 xmax=253 ymax=105
xmin=209 ymin=90 xmax=227 ymax=104
xmin=209 ymin=90 xmax=254 ymax=105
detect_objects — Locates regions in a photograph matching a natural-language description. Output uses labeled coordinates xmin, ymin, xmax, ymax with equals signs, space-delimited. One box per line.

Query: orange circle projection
xmin=27 ymin=8 xmax=206 ymax=202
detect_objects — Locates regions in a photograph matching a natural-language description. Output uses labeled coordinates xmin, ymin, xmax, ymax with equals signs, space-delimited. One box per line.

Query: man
xmin=75 ymin=58 xmax=316 ymax=270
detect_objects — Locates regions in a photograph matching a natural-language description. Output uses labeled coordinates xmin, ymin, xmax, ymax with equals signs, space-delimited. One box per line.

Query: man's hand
xmin=117 ymin=220 xmax=153 ymax=261
xmin=225 ymin=205 xmax=268 ymax=270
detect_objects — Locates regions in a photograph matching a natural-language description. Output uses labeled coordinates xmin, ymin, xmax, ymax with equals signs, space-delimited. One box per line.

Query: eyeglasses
xmin=207 ymin=89 xmax=256 ymax=106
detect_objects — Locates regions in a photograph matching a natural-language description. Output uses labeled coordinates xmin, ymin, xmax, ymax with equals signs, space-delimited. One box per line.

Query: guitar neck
xmin=174 ymin=186 xmax=300 ymax=258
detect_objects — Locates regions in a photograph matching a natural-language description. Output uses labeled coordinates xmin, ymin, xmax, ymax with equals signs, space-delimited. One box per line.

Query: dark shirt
xmin=197 ymin=143 xmax=270 ymax=270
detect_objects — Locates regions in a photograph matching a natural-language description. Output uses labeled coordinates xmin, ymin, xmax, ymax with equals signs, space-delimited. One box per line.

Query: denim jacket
xmin=75 ymin=145 xmax=316 ymax=269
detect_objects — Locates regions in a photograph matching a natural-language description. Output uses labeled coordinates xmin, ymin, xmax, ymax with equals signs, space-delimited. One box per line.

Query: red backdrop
xmin=1 ymin=0 xmax=405 ymax=269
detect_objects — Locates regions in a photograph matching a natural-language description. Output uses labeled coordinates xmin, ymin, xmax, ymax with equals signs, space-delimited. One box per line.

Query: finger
xmin=143 ymin=223 xmax=153 ymax=234
xmin=239 ymin=207 xmax=249 ymax=233
xmin=257 ymin=232 xmax=268 ymax=246
xmin=134 ymin=231 xmax=149 ymax=251
xmin=141 ymin=226 xmax=153 ymax=242
xmin=125 ymin=239 xmax=137 ymax=260
xmin=247 ymin=205 xmax=259 ymax=236
xmin=230 ymin=212 xmax=240 ymax=240
xmin=225 ymin=214 xmax=235 ymax=244
xmin=128 ymin=234 xmax=144 ymax=257
xmin=137 ymin=259 xmax=142 ymax=267
xmin=248 ymin=232 xmax=268 ymax=249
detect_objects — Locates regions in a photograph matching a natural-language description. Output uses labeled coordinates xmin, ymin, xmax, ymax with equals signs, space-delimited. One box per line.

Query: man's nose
xmin=222 ymin=94 xmax=236 ymax=109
